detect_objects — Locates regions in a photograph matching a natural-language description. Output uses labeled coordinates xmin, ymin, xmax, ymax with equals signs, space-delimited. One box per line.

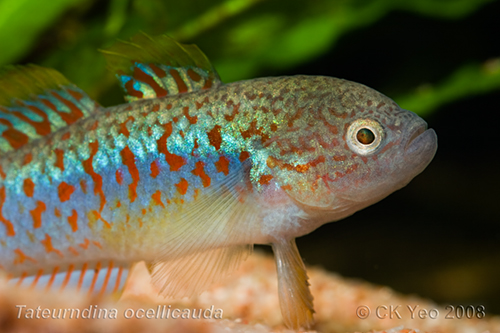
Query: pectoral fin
xmin=272 ymin=239 xmax=314 ymax=330
xmin=150 ymin=161 xmax=258 ymax=298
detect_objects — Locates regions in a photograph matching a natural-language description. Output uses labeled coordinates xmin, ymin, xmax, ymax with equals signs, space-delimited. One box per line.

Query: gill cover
xmin=264 ymin=127 xmax=336 ymax=209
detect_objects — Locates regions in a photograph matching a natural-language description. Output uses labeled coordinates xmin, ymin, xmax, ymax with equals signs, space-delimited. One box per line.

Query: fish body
xmin=0 ymin=34 xmax=437 ymax=329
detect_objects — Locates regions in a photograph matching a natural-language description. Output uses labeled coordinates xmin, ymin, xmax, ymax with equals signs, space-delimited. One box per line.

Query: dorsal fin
xmin=101 ymin=33 xmax=221 ymax=102
xmin=0 ymin=65 xmax=100 ymax=154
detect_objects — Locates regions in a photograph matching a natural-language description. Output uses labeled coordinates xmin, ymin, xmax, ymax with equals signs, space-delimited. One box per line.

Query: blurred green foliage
xmin=0 ymin=0 xmax=498 ymax=114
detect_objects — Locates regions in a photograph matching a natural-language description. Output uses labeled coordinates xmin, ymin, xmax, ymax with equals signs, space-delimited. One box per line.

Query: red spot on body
xmin=13 ymin=249 xmax=36 ymax=264
xmin=121 ymin=146 xmax=140 ymax=203
xmin=23 ymin=153 xmax=32 ymax=165
xmin=270 ymin=123 xmax=278 ymax=132
xmin=215 ymin=156 xmax=230 ymax=176
xmin=80 ymin=180 xmax=87 ymax=194
xmin=0 ymin=165 xmax=5 ymax=179
xmin=82 ymin=142 xmax=106 ymax=211
xmin=325 ymin=122 xmax=338 ymax=135
xmin=182 ymin=106 xmax=198 ymax=124
xmin=115 ymin=169 xmax=124 ymax=185
xmin=152 ymin=190 xmax=165 ymax=208
xmin=152 ymin=104 xmax=160 ymax=112
xmin=23 ymin=179 xmax=35 ymax=197
xmin=259 ymin=174 xmax=273 ymax=185
xmin=378 ymin=141 xmax=396 ymax=155
xmin=287 ymin=107 xmax=304 ymax=128
xmin=267 ymin=155 xmax=326 ymax=174
xmin=91 ymin=210 xmax=112 ymax=229
xmin=79 ymin=238 xmax=90 ymax=249
xmin=333 ymin=155 xmax=346 ymax=162
xmin=54 ymin=208 xmax=61 ymax=218
xmin=150 ymin=160 xmax=160 ymax=178
xmin=67 ymin=209 xmax=78 ymax=232
xmin=41 ymin=234 xmax=63 ymax=257
xmin=119 ymin=116 xmax=135 ymax=138
xmin=191 ymin=161 xmax=211 ymax=187
xmin=195 ymin=96 xmax=210 ymax=110
xmin=157 ymin=123 xmax=186 ymax=171
xmin=281 ymin=184 xmax=292 ymax=191
xmin=239 ymin=151 xmax=250 ymax=162
xmin=175 ymin=178 xmax=189 ymax=195
xmin=328 ymin=107 xmax=348 ymax=119
xmin=61 ymin=132 xmax=71 ymax=141
xmin=90 ymin=120 xmax=99 ymax=130
xmin=68 ymin=247 xmax=79 ymax=256
xmin=224 ymin=103 xmax=240 ymax=121
xmin=191 ymin=139 xmax=199 ymax=157
xmin=334 ymin=164 xmax=359 ymax=179
xmin=54 ymin=149 xmax=65 ymax=171
xmin=166 ymin=104 xmax=172 ymax=110
xmin=30 ymin=201 xmax=46 ymax=229
xmin=240 ymin=120 xmax=269 ymax=142
xmin=58 ymin=182 xmax=75 ymax=202
xmin=207 ymin=125 xmax=222 ymax=150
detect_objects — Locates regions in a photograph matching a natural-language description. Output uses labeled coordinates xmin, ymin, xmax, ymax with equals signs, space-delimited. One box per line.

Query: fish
xmin=0 ymin=33 xmax=437 ymax=330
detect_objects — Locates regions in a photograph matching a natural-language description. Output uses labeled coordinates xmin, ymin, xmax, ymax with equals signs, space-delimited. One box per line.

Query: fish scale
xmin=0 ymin=33 xmax=437 ymax=330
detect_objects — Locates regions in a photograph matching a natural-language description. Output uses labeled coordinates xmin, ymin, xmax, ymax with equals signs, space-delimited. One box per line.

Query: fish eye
xmin=356 ymin=128 xmax=375 ymax=145
xmin=347 ymin=119 xmax=384 ymax=155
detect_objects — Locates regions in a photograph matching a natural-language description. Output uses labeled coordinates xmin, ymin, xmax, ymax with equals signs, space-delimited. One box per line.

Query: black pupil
xmin=357 ymin=128 xmax=375 ymax=145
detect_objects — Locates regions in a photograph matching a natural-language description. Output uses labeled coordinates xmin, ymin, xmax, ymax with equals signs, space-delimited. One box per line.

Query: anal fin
xmin=9 ymin=261 xmax=131 ymax=296
xmin=150 ymin=244 xmax=252 ymax=298
xmin=272 ymin=239 xmax=315 ymax=330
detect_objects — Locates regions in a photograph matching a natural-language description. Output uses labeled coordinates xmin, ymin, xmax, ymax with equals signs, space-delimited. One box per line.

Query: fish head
xmin=265 ymin=76 xmax=438 ymax=223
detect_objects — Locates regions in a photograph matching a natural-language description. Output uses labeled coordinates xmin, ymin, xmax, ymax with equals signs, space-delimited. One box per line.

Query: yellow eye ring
xmin=346 ymin=119 xmax=384 ymax=155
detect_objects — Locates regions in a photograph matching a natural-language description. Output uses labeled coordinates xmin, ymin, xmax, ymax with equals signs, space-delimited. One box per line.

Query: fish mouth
xmin=405 ymin=124 xmax=427 ymax=152
xmin=403 ymin=123 xmax=437 ymax=176
xmin=404 ymin=123 xmax=437 ymax=158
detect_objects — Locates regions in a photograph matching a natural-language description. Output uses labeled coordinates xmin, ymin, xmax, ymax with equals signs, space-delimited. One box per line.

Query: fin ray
xmin=101 ymin=33 xmax=221 ymax=102
xmin=0 ymin=65 xmax=100 ymax=153
xmin=272 ymin=239 xmax=315 ymax=330
xmin=150 ymin=161 xmax=258 ymax=298
xmin=8 ymin=261 xmax=130 ymax=296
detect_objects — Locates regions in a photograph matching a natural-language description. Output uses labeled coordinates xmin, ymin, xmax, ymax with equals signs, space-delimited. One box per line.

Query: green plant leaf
xmin=0 ymin=0 xmax=86 ymax=66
